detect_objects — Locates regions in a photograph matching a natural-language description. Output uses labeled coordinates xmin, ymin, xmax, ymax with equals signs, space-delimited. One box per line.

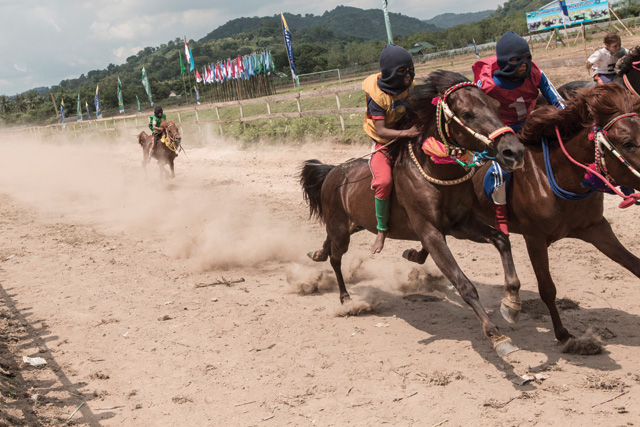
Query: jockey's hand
xmin=153 ymin=126 xmax=163 ymax=132
xmin=401 ymin=126 xmax=421 ymax=139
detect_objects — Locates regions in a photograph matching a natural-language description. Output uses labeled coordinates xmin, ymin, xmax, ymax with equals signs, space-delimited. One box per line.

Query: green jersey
xmin=148 ymin=113 xmax=166 ymax=134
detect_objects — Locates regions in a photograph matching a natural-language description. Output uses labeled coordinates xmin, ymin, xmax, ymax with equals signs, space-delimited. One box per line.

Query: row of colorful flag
xmin=193 ymin=51 xmax=275 ymax=85
xmin=61 ymin=66 xmax=154 ymax=123
xmin=181 ymin=11 xmax=296 ymax=87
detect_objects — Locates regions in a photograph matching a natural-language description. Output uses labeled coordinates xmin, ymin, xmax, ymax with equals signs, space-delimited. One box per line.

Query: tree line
xmin=2 ymin=0 xmax=639 ymax=127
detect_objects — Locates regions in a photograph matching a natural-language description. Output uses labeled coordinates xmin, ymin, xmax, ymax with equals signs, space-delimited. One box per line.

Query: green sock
xmin=375 ymin=197 xmax=390 ymax=231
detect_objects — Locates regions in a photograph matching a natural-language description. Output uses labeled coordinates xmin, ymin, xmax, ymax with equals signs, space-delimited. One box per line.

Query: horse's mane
xmin=520 ymin=84 xmax=640 ymax=144
xmin=387 ymin=70 xmax=471 ymax=161
xmin=617 ymin=45 xmax=640 ymax=76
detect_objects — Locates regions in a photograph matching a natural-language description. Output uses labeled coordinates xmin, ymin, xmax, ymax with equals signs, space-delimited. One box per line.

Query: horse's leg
xmin=326 ymin=218 xmax=353 ymax=304
xmin=572 ymin=219 xmax=640 ymax=277
xmin=308 ymin=223 xmax=361 ymax=263
xmin=169 ymin=157 xmax=175 ymax=178
xmin=418 ymin=223 xmax=517 ymax=355
xmin=523 ymin=235 xmax=572 ymax=342
xmin=448 ymin=215 xmax=522 ymax=324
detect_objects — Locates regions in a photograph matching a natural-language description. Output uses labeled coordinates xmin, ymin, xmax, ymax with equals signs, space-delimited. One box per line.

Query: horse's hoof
xmin=494 ymin=337 xmax=519 ymax=356
xmin=339 ymin=294 xmax=351 ymax=305
xmin=500 ymin=298 xmax=521 ymax=324
xmin=402 ymin=249 xmax=427 ymax=264
xmin=307 ymin=251 xmax=327 ymax=262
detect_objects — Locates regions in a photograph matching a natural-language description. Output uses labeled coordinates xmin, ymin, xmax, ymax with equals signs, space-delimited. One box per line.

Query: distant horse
xmin=300 ymin=70 xmax=525 ymax=355
xmin=405 ymin=84 xmax=640 ymax=343
xmin=555 ymin=45 xmax=640 ymax=99
xmin=137 ymin=120 xmax=182 ymax=179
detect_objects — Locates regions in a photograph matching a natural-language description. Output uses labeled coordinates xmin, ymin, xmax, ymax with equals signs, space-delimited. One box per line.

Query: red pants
xmin=369 ymin=142 xmax=392 ymax=199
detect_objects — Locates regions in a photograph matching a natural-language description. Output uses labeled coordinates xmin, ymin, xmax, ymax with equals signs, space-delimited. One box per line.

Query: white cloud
xmin=112 ymin=46 xmax=144 ymax=63
xmin=14 ymin=64 xmax=28 ymax=73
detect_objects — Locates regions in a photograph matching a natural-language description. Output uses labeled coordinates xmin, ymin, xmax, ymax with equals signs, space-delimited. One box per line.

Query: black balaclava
xmin=154 ymin=105 xmax=163 ymax=117
xmin=494 ymin=31 xmax=532 ymax=80
xmin=377 ymin=44 xmax=415 ymax=95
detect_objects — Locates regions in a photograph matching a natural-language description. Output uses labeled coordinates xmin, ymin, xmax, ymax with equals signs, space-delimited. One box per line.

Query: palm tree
xmin=0 ymin=95 xmax=9 ymax=114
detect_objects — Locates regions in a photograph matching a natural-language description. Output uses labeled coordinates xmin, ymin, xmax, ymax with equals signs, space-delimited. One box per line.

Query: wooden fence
xmin=5 ymin=84 xmax=366 ymax=137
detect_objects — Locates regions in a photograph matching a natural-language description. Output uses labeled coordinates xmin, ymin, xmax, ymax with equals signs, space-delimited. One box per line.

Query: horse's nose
xmin=498 ymin=138 xmax=525 ymax=171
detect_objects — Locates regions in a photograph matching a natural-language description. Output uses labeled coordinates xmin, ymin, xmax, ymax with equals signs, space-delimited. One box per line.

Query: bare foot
xmin=371 ymin=230 xmax=388 ymax=254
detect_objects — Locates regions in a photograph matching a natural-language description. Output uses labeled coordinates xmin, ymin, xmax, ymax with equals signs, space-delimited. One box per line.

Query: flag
xmin=141 ymin=66 xmax=154 ymax=106
xmin=194 ymin=86 xmax=200 ymax=105
xmin=136 ymin=95 xmax=141 ymax=114
xmin=281 ymin=13 xmax=296 ymax=78
xmin=94 ymin=84 xmax=102 ymax=119
xmin=184 ymin=36 xmax=191 ymax=65
xmin=558 ymin=0 xmax=571 ymax=25
xmin=179 ymin=52 xmax=185 ymax=76
xmin=60 ymin=99 xmax=65 ymax=124
xmin=189 ymin=47 xmax=195 ymax=72
xmin=473 ymin=39 xmax=479 ymax=58
xmin=195 ymin=69 xmax=202 ymax=83
xmin=85 ymin=101 xmax=91 ymax=120
xmin=76 ymin=93 xmax=82 ymax=122
xmin=117 ymin=76 xmax=125 ymax=114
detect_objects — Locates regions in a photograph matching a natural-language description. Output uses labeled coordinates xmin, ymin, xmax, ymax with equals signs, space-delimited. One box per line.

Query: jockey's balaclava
xmin=154 ymin=105 xmax=163 ymax=118
xmin=377 ymin=44 xmax=415 ymax=95
xmin=494 ymin=31 xmax=532 ymax=80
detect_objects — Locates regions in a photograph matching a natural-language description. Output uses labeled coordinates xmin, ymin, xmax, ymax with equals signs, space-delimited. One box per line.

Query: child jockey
xmin=362 ymin=44 xmax=421 ymax=253
xmin=472 ymin=31 xmax=566 ymax=234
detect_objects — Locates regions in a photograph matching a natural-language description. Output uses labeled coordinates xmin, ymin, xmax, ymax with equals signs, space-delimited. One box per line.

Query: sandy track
xmin=0 ymin=130 xmax=639 ymax=426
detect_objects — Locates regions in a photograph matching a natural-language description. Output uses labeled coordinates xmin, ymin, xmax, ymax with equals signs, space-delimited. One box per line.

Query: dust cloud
xmin=0 ymin=132 xmax=311 ymax=270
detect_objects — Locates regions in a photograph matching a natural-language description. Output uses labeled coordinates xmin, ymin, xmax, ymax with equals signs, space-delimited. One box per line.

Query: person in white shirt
xmin=586 ymin=33 xmax=628 ymax=84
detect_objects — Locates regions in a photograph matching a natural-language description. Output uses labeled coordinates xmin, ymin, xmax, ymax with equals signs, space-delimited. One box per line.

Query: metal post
xmin=335 ymin=93 xmax=345 ymax=133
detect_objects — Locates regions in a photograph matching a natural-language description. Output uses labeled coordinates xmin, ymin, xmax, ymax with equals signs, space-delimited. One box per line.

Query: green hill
xmin=200 ymin=6 xmax=438 ymax=42
xmin=423 ymin=10 xmax=494 ymax=28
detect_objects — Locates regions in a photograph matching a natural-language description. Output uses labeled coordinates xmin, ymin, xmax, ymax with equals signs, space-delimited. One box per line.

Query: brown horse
xmin=406 ymin=84 xmax=640 ymax=344
xmin=300 ymin=70 xmax=525 ymax=355
xmin=137 ymin=120 xmax=182 ymax=179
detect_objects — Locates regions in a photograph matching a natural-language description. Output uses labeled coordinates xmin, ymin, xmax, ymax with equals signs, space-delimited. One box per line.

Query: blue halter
xmin=541 ymin=136 xmax=596 ymax=201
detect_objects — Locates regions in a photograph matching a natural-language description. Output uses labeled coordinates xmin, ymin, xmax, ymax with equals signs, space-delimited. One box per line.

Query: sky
xmin=0 ymin=0 xmax=506 ymax=95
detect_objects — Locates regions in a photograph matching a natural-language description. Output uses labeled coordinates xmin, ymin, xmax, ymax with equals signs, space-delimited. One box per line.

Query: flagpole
xmin=382 ymin=0 xmax=394 ymax=44
xmin=182 ymin=74 xmax=188 ymax=101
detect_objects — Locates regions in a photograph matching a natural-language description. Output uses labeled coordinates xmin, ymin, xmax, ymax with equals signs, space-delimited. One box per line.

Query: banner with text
xmin=526 ymin=0 xmax=609 ymax=32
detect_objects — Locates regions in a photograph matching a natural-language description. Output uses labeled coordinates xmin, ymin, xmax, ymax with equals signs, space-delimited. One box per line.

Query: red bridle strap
xmin=488 ymin=126 xmax=515 ymax=141
xmin=555 ymin=126 xmax=640 ymax=209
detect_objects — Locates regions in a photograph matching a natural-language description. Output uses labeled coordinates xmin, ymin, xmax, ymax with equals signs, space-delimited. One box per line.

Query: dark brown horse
xmin=300 ymin=71 xmax=526 ymax=355
xmin=406 ymin=84 xmax=640 ymax=344
xmin=138 ymin=120 xmax=182 ymax=179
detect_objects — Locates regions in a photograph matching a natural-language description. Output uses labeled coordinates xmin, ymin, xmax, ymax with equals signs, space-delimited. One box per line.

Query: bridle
xmin=408 ymin=81 xmax=516 ymax=186
xmin=434 ymin=82 xmax=515 ymax=159
xmin=554 ymin=112 xmax=640 ymax=208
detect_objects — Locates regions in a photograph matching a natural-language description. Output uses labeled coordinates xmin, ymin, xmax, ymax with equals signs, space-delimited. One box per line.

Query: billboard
xmin=526 ymin=0 xmax=610 ymax=32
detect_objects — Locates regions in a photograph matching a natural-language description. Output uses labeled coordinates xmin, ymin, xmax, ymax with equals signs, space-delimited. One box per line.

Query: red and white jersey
xmin=472 ymin=55 xmax=542 ymax=125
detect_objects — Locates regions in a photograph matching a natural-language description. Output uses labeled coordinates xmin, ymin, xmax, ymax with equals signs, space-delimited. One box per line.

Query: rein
xmin=408 ymin=141 xmax=476 ymax=185
xmin=553 ymin=112 xmax=640 ymax=208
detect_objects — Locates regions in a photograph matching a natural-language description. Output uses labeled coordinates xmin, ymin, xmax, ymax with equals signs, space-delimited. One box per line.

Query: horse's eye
xmin=461 ymin=112 xmax=475 ymax=121
xmin=621 ymin=140 xmax=638 ymax=152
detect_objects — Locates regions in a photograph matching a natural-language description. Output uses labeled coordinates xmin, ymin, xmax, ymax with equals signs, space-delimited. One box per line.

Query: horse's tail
xmin=300 ymin=159 xmax=334 ymax=222
xmin=138 ymin=131 xmax=148 ymax=146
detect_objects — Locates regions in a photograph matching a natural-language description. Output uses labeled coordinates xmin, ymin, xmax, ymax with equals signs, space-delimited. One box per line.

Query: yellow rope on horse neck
xmin=161 ymin=134 xmax=178 ymax=152
xmin=408 ymin=141 xmax=476 ymax=186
